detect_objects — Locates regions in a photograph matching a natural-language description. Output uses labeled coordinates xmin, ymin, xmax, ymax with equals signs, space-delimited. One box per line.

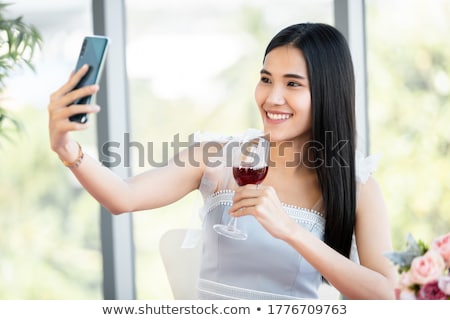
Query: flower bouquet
xmin=384 ymin=232 xmax=450 ymax=300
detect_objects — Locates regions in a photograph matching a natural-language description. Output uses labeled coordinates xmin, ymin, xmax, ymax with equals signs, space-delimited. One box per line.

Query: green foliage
xmin=366 ymin=0 xmax=450 ymax=248
xmin=0 ymin=2 xmax=42 ymax=144
xmin=0 ymin=3 xmax=42 ymax=83
xmin=384 ymin=233 xmax=427 ymax=273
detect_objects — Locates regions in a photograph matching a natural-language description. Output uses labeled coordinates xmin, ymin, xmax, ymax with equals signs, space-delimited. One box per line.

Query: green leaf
xmin=384 ymin=233 xmax=422 ymax=270
xmin=0 ymin=1 xmax=42 ymax=141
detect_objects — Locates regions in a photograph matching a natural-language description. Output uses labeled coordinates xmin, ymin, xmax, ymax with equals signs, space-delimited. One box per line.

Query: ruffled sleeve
xmin=355 ymin=151 xmax=381 ymax=184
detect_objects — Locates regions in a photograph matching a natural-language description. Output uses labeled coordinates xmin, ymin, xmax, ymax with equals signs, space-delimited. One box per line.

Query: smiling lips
xmin=266 ymin=111 xmax=293 ymax=121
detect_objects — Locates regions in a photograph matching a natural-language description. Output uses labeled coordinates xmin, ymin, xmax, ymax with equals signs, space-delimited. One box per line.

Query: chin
xmin=265 ymin=129 xmax=312 ymax=145
xmin=264 ymin=130 xmax=288 ymax=142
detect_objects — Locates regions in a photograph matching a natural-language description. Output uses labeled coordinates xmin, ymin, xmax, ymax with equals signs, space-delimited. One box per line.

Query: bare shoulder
xmin=356 ymin=175 xmax=387 ymax=216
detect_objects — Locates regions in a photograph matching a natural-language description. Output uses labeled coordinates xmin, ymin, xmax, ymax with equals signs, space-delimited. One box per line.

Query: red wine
xmin=233 ymin=166 xmax=268 ymax=186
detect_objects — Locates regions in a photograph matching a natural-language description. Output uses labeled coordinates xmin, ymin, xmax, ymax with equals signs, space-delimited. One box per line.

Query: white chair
xmin=159 ymin=228 xmax=340 ymax=299
xmin=159 ymin=228 xmax=202 ymax=299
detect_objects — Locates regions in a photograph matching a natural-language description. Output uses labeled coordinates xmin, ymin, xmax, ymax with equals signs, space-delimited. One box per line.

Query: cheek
xmin=305 ymin=97 xmax=312 ymax=116
xmin=255 ymin=84 xmax=262 ymax=107
xmin=298 ymin=92 xmax=312 ymax=114
xmin=286 ymin=92 xmax=311 ymax=114
xmin=254 ymin=83 xmax=265 ymax=107
xmin=299 ymin=89 xmax=311 ymax=105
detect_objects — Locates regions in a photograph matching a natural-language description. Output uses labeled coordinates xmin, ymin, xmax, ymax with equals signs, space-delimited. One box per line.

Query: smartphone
xmin=69 ymin=35 xmax=110 ymax=123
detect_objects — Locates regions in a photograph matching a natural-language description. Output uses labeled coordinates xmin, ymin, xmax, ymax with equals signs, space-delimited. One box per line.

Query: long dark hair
xmin=264 ymin=23 xmax=356 ymax=259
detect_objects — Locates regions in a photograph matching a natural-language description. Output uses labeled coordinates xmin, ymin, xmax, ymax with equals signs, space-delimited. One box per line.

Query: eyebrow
xmin=260 ymin=68 xmax=306 ymax=80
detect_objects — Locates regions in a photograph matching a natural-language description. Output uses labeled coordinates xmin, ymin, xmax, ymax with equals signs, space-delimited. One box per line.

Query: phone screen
xmin=69 ymin=35 xmax=109 ymax=123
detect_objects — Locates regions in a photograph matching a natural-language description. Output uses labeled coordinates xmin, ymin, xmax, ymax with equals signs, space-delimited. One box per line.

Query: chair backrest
xmin=159 ymin=228 xmax=339 ymax=299
xmin=159 ymin=228 xmax=202 ymax=299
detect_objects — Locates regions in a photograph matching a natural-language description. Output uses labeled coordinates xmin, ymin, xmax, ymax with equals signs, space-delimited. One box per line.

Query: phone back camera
xmin=80 ymin=40 xmax=87 ymax=56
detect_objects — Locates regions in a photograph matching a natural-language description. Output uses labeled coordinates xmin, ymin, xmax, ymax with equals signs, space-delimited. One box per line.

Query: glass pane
xmin=125 ymin=0 xmax=333 ymax=299
xmin=366 ymin=0 xmax=450 ymax=246
xmin=0 ymin=0 xmax=102 ymax=299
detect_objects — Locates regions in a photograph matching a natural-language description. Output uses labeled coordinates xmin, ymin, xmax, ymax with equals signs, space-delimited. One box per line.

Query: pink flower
xmin=398 ymin=271 xmax=414 ymax=288
xmin=438 ymin=275 xmax=450 ymax=295
xmin=417 ymin=281 xmax=448 ymax=300
xmin=431 ymin=233 xmax=450 ymax=267
xmin=409 ymin=250 xmax=446 ymax=285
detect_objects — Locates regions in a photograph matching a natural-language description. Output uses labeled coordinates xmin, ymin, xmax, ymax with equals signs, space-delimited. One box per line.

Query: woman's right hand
xmin=48 ymin=64 xmax=101 ymax=163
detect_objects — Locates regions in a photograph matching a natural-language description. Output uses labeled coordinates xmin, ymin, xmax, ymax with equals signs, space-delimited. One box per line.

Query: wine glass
xmin=213 ymin=136 xmax=270 ymax=240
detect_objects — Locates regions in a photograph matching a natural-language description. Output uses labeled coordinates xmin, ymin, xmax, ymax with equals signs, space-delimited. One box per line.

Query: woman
xmin=48 ymin=23 xmax=397 ymax=299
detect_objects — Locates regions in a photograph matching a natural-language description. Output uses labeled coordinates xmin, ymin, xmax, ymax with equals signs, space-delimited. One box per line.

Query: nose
xmin=266 ymin=86 xmax=285 ymax=106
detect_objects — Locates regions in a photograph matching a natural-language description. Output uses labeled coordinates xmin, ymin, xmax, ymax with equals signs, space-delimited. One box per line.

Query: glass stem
xmin=227 ymin=217 xmax=237 ymax=231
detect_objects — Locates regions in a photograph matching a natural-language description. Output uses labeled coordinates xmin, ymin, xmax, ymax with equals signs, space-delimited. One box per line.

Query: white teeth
xmin=267 ymin=112 xmax=292 ymax=120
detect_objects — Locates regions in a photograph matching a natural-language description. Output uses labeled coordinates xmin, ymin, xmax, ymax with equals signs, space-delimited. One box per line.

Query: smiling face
xmin=255 ymin=45 xmax=312 ymax=145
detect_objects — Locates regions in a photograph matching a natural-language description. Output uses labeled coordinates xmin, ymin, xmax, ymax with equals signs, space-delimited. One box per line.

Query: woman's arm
xmin=48 ymin=66 xmax=204 ymax=215
xmin=230 ymin=177 xmax=397 ymax=299
xmin=285 ymin=177 xmax=397 ymax=299
xmin=66 ymin=147 xmax=204 ymax=214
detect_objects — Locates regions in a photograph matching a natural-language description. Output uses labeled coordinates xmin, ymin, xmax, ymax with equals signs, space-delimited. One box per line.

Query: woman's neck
xmin=269 ymin=138 xmax=315 ymax=176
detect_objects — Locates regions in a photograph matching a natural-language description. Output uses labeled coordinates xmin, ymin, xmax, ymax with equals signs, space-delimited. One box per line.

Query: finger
xmin=49 ymin=84 xmax=99 ymax=111
xmin=229 ymin=206 xmax=254 ymax=218
xmin=62 ymin=64 xmax=90 ymax=96
xmin=229 ymin=197 xmax=259 ymax=215
xmin=65 ymin=104 xmax=100 ymax=120
xmin=50 ymin=104 xmax=100 ymax=123
xmin=62 ymin=84 xmax=99 ymax=106
xmin=55 ymin=118 xmax=91 ymax=132
xmin=233 ymin=185 xmax=263 ymax=201
xmin=49 ymin=64 xmax=92 ymax=102
xmin=49 ymin=116 xmax=91 ymax=141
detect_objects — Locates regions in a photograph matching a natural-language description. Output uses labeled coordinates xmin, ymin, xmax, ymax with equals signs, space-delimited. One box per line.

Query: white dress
xmin=188 ymin=129 xmax=379 ymax=299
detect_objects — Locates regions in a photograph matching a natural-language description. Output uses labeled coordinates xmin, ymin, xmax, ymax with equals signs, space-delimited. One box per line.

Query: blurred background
xmin=0 ymin=0 xmax=449 ymax=299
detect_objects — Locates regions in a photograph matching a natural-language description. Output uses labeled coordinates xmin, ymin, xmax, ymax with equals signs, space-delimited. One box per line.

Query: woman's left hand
xmin=229 ymin=185 xmax=296 ymax=240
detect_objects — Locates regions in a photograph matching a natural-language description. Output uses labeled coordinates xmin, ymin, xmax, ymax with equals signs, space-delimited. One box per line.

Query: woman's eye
xmin=260 ymin=77 xmax=271 ymax=84
xmin=287 ymin=81 xmax=301 ymax=87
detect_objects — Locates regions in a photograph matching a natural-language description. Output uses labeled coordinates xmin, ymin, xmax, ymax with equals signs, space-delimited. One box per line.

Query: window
xmin=0 ymin=0 xmax=102 ymax=299
xmin=366 ymin=0 xmax=450 ymax=246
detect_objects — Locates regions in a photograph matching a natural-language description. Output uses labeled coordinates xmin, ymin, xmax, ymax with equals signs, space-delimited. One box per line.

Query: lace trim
xmin=205 ymin=189 xmax=324 ymax=215
xmin=203 ymin=189 xmax=235 ymax=209
xmin=198 ymin=279 xmax=302 ymax=300
xmin=203 ymin=189 xmax=325 ymax=228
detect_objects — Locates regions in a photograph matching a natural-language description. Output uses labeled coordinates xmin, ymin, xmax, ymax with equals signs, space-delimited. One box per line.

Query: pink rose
xmin=398 ymin=271 xmax=414 ymax=288
xmin=417 ymin=281 xmax=448 ymax=300
xmin=431 ymin=233 xmax=450 ymax=267
xmin=409 ymin=250 xmax=446 ymax=285
xmin=438 ymin=275 xmax=450 ymax=295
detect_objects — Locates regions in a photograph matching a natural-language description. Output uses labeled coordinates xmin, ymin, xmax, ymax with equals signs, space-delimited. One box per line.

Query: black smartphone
xmin=69 ymin=35 xmax=110 ymax=123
